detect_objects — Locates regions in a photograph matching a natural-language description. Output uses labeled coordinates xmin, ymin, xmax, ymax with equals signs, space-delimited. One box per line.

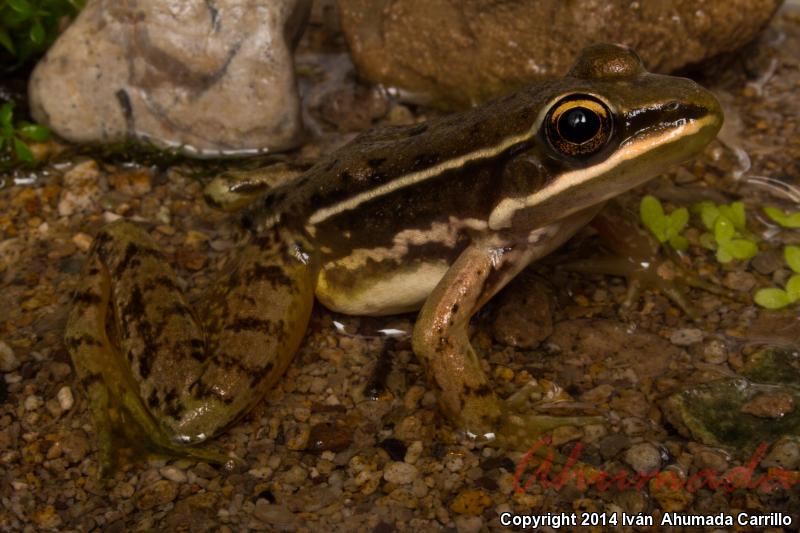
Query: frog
xmin=64 ymin=44 xmax=723 ymax=469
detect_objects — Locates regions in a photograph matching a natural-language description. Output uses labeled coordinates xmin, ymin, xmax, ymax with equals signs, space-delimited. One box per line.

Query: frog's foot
xmin=492 ymin=380 xmax=604 ymax=450
xmin=82 ymin=376 xmax=237 ymax=475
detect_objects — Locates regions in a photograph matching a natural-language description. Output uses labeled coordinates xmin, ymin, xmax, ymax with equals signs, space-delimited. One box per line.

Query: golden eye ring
xmin=544 ymin=95 xmax=613 ymax=158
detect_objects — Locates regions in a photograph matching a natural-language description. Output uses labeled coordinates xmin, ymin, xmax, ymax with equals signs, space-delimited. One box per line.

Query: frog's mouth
xmin=488 ymin=102 xmax=723 ymax=231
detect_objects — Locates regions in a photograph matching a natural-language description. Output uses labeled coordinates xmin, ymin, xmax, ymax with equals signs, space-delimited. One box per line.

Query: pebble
xmin=740 ymin=391 xmax=795 ymax=418
xmin=56 ymin=386 xmax=74 ymax=412
xmin=160 ymin=465 xmax=188 ymax=483
xmin=135 ymin=480 xmax=179 ymax=510
xmin=454 ymin=515 xmax=483 ymax=533
xmin=383 ymin=461 xmax=418 ymax=485
xmin=24 ymin=395 xmax=43 ymax=411
xmin=71 ymin=232 xmax=93 ymax=252
xmin=253 ymin=501 xmax=299 ymax=531
xmin=762 ymin=439 xmax=800 ymax=470
xmin=624 ymin=443 xmax=662 ymax=473
xmin=449 ymin=489 xmax=492 ymax=516
xmin=60 ymin=431 xmax=91 ymax=463
xmin=404 ymin=441 xmax=424 ymax=464
xmin=0 ymin=340 xmax=19 ymax=372
xmin=57 ymin=160 xmax=102 ymax=216
xmin=669 ymin=328 xmax=704 ymax=346
xmin=702 ymin=340 xmax=728 ymax=364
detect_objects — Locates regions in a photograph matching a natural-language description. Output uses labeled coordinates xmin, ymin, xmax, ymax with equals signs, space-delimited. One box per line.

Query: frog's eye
xmin=545 ymin=95 xmax=612 ymax=159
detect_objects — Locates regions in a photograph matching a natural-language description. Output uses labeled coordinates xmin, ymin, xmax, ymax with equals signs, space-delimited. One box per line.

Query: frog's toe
xmin=494 ymin=412 xmax=605 ymax=451
xmin=491 ymin=380 xmax=605 ymax=451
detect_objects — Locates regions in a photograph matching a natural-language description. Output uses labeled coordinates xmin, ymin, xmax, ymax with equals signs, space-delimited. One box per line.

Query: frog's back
xmin=266 ymin=85 xmax=558 ymax=227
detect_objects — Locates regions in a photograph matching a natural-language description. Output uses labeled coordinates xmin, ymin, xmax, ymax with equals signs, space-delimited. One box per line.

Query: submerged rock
xmin=29 ymin=0 xmax=311 ymax=157
xmin=338 ymin=0 xmax=783 ymax=107
xmin=664 ymin=379 xmax=800 ymax=451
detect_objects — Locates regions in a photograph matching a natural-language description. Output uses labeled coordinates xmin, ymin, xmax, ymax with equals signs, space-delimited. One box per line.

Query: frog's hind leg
xmin=65 ymin=221 xmax=314 ymax=472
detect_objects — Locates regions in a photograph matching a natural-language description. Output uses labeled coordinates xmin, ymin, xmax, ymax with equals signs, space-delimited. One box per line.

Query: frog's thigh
xmin=66 ymin=221 xmax=314 ymax=446
xmin=315 ymin=257 xmax=451 ymax=316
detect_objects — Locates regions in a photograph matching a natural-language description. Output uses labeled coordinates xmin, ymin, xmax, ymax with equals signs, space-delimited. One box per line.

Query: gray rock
xmin=30 ymin=0 xmax=310 ymax=157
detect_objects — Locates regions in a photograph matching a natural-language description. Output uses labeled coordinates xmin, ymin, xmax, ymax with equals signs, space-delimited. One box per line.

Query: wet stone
xmin=307 ymin=422 xmax=353 ymax=452
xmin=670 ymin=328 xmax=704 ymax=346
xmin=0 ymin=340 xmax=19 ymax=372
xmin=135 ymin=479 xmax=179 ymax=510
xmin=624 ymin=442 xmax=662 ymax=473
xmin=740 ymin=391 xmax=795 ymax=418
xmin=253 ymin=500 xmax=300 ymax=531
xmin=30 ymin=0 xmax=311 ymax=156
xmin=383 ymin=461 xmax=418 ymax=485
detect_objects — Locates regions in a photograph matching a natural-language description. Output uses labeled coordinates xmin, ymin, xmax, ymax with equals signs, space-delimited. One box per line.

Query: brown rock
xmin=30 ymin=0 xmax=311 ymax=156
xmin=491 ymin=275 xmax=553 ymax=348
xmin=135 ymin=479 xmax=179 ymax=510
xmin=338 ymin=0 xmax=782 ymax=107
xmin=740 ymin=391 xmax=795 ymax=418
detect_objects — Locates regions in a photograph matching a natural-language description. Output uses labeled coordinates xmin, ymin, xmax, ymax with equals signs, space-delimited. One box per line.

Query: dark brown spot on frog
xmin=64 ymin=333 xmax=102 ymax=350
xmin=147 ymin=390 xmax=159 ymax=409
xmin=225 ymin=316 xmax=274 ymax=333
xmin=411 ymin=153 xmax=440 ymax=171
xmin=72 ymin=290 xmax=103 ymax=306
xmin=248 ymin=264 xmax=293 ymax=288
xmin=367 ymin=157 xmax=387 ymax=169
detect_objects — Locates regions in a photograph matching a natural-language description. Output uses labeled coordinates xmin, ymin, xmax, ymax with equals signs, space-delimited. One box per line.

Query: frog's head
xmin=490 ymin=43 xmax=723 ymax=230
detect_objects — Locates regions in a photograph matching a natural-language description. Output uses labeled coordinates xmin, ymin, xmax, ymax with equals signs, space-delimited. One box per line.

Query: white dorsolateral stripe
xmin=487 ymin=116 xmax=714 ymax=230
xmin=306 ymin=96 xmax=562 ymax=226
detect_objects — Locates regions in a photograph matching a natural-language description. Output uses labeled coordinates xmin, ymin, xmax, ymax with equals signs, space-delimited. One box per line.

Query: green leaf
xmin=696 ymin=202 xmax=719 ymax=230
xmin=785 ymin=246 xmax=800 ymax=274
xmin=640 ymin=195 xmax=668 ymax=242
xmin=754 ymin=288 xmax=793 ymax=309
xmin=764 ymin=206 xmax=800 ymax=228
xmin=0 ymin=102 xmax=13 ymax=127
xmin=716 ymin=247 xmax=733 ymax=263
xmin=17 ymin=122 xmax=50 ymax=142
xmin=667 ymin=207 xmax=689 ymax=236
xmin=0 ymin=27 xmax=15 ymax=55
xmin=714 ymin=215 xmax=735 ymax=243
xmin=7 ymin=0 xmax=33 ymax=18
xmin=13 ymin=137 xmax=33 ymax=163
xmin=786 ymin=275 xmax=800 ymax=302
xmin=724 ymin=239 xmax=758 ymax=260
xmin=669 ymin=234 xmax=689 ymax=252
xmin=29 ymin=19 xmax=45 ymax=46
xmin=719 ymin=202 xmax=746 ymax=230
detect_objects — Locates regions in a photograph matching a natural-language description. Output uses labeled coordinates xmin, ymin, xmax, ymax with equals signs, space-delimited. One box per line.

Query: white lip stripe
xmin=487 ymin=115 xmax=715 ymax=230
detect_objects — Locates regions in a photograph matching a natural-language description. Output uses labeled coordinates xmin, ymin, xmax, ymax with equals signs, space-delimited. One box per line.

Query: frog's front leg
xmin=65 ymin=220 xmax=314 ymax=471
xmin=412 ymin=209 xmax=604 ymax=448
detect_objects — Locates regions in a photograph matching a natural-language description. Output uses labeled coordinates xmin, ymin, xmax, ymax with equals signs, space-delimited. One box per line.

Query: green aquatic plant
xmin=639 ymin=195 xmax=689 ymax=251
xmin=763 ymin=206 xmax=800 ymax=229
xmin=754 ymin=246 xmax=800 ymax=309
xmin=693 ymin=200 xmax=758 ymax=263
xmin=0 ymin=101 xmax=50 ymax=168
xmin=0 ymin=0 xmax=84 ymax=71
